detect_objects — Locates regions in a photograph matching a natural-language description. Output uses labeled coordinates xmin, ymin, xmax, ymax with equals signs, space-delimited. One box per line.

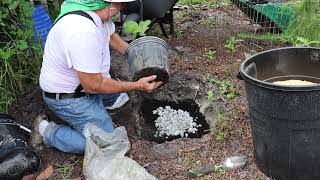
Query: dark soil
xmin=133 ymin=67 xmax=169 ymax=84
xmin=6 ymin=3 xmax=285 ymax=180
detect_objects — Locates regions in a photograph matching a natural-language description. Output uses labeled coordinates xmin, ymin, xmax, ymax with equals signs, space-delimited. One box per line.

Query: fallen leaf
xmin=21 ymin=174 xmax=35 ymax=180
xmin=36 ymin=165 xmax=53 ymax=180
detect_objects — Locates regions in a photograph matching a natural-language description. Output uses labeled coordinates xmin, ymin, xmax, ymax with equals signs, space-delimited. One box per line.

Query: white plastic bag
xmin=83 ymin=123 xmax=157 ymax=180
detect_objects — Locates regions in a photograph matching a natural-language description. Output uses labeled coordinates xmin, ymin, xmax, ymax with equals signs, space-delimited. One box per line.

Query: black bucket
xmin=239 ymin=47 xmax=320 ymax=180
xmin=127 ymin=36 xmax=169 ymax=84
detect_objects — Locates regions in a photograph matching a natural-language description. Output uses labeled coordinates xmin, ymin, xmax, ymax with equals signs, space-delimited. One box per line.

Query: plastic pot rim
xmin=128 ymin=36 xmax=168 ymax=51
xmin=239 ymin=47 xmax=320 ymax=92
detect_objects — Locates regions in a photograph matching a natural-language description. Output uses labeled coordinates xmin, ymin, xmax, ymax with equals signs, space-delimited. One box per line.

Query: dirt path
xmin=8 ymin=4 xmax=281 ymax=180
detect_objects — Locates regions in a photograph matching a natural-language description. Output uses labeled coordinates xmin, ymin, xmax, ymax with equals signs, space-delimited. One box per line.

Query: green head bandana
xmin=55 ymin=0 xmax=109 ymax=22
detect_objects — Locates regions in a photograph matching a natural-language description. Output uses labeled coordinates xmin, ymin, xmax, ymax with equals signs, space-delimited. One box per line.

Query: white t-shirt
xmin=39 ymin=11 xmax=115 ymax=93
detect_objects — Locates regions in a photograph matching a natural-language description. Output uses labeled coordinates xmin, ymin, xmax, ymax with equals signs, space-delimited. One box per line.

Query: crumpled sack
xmin=83 ymin=123 xmax=157 ymax=180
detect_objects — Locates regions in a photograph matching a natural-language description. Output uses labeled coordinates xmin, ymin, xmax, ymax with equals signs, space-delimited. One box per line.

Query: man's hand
xmin=136 ymin=75 xmax=163 ymax=93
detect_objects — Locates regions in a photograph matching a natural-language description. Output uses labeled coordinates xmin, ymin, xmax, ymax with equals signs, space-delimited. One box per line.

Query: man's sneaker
xmin=105 ymin=93 xmax=129 ymax=110
xmin=29 ymin=114 xmax=47 ymax=152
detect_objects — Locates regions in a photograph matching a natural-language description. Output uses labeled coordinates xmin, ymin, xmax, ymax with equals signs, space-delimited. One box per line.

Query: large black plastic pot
xmin=239 ymin=47 xmax=320 ymax=180
xmin=127 ymin=36 xmax=169 ymax=84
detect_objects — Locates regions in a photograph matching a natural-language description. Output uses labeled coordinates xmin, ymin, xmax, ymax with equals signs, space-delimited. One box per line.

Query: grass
xmin=238 ymin=32 xmax=289 ymax=44
xmin=285 ymin=0 xmax=320 ymax=46
xmin=177 ymin=0 xmax=232 ymax=8
xmin=0 ymin=1 xmax=43 ymax=112
xmin=54 ymin=159 xmax=79 ymax=179
xmin=237 ymin=0 xmax=320 ymax=47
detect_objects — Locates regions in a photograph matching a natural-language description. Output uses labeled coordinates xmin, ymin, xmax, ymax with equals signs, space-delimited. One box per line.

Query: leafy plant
xmin=205 ymin=74 xmax=239 ymax=100
xmin=215 ymin=111 xmax=227 ymax=143
xmin=203 ymin=48 xmax=216 ymax=62
xmin=225 ymin=36 xmax=243 ymax=53
xmin=0 ymin=0 xmax=42 ymax=112
xmin=207 ymin=90 xmax=214 ymax=102
xmin=123 ymin=20 xmax=151 ymax=40
xmin=286 ymin=0 xmax=320 ymax=47
xmin=295 ymin=37 xmax=320 ymax=47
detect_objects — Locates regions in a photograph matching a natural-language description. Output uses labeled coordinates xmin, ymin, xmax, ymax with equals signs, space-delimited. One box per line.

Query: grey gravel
xmin=153 ymin=106 xmax=201 ymax=138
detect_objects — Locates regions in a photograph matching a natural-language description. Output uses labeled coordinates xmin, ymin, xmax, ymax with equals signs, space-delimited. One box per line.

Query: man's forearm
xmin=110 ymin=33 xmax=129 ymax=55
xmin=89 ymin=77 xmax=140 ymax=94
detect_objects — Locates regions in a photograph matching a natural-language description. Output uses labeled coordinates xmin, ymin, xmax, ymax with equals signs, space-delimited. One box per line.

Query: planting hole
xmin=139 ymin=99 xmax=210 ymax=143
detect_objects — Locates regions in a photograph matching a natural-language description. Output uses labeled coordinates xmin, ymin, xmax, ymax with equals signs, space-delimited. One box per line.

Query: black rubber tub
xmin=0 ymin=114 xmax=40 ymax=180
xmin=239 ymin=47 xmax=320 ymax=180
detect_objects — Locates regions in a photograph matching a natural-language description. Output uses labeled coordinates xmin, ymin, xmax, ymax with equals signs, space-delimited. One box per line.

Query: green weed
xmin=215 ymin=166 xmax=228 ymax=179
xmin=54 ymin=159 xmax=79 ymax=179
xmin=295 ymin=37 xmax=320 ymax=47
xmin=178 ymin=0 xmax=204 ymax=5
xmin=0 ymin=0 xmax=43 ymax=112
xmin=199 ymin=18 xmax=217 ymax=27
xmin=238 ymin=0 xmax=320 ymax=47
xmin=215 ymin=111 xmax=228 ymax=143
xmin=225 ymin=36 xmax=243 ymax=53
xmin=207 ymin=90 xmax=214 ymax=102
xmin=286 ymin=0 xmax=320 ymax=47
xmin=206 ymin=76 xmax=239 ymax=100
xmin=238 ymin=32 xmax=289 ymax=44
xmin=175 ymin=30 xmax=184 ymax=37
xmin=203 ymin=48 xmax=216 ymax=62
xmin=177 ymin=0 xmax=231 ymax=8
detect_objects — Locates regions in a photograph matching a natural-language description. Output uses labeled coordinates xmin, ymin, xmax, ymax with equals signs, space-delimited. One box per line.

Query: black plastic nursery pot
xmin=127 ymin=36 xmax=169 ymax=84
xmin=0 ymin=114 xmax=40 ymax=180
xmin=239 ymin=47 xmax=320 ymax=180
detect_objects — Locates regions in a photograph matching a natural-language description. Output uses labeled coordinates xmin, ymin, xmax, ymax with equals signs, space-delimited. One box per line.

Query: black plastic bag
xmin=0 ymin=114 xmax=40 ymax=180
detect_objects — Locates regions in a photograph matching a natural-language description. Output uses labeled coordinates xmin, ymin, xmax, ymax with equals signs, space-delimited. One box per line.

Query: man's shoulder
xmin=54 ymin=14 xmax=97 ymax=34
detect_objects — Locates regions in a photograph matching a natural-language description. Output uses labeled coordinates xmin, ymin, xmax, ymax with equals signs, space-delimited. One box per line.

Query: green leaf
xmin=0 ymin=49 xmax=14 ymax=61
xmin=296 ymin=37 xmax=309 ymax=44
xmin=9 ymin=1 xmax=19 ymax=10
xmin=123 ymin=20 xmax=151 ymax=40
xmin=139 ymin=20 xmax=151 ymax=36
xmin=16 ymin=40 xmax=29 ymax=50
xmin=123 ymin=21 xmax=140 ymax=34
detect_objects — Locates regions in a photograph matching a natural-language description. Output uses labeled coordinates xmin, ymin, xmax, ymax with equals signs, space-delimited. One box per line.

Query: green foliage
xmin=295 ymin=37 xmax=320 ymax=47
xmin=215 ymin=111 xmax=227 ymax=143
xmin=178 ymin=0 xmax=205 ymax=5
xmin=215 ymin=166 xmax=228 ymax=179
xmin=205 ymin=75 xmax=239 ymax=101
xmin=203 ymin=48 xmax=216 ymax=62
xmin=177 ymin=0 xmax=231 ymax=8
xmin=238 ymin=0 xmax=320 ymax=47
xmin=207 ymin=90 xmax=214 ymax=101
xmin=286 ymin=0 xmax=320 ymax=47
xmin=238 ymin=32 xmax=289 ymax=44
xmin=55 ymin=159 xmax=79 ymax=179
xmin=0 ymin=0 xmax=42 ymax=112
xmin=225 ymin=36 xmax=243 ymax=53
xmin=123 ymin=20 xmax=151 ymax=40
